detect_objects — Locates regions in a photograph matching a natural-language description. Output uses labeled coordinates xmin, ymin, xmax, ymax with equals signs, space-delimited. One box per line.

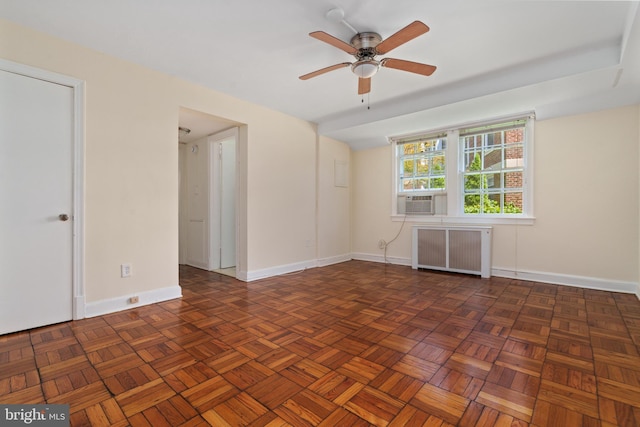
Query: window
xmin=392 ymin=115 xmax=533 ymax=220
xmin=461 ymin=120 xmax=526 ymax=214
xmin=397 ymin=135 xmax=446 ymax=193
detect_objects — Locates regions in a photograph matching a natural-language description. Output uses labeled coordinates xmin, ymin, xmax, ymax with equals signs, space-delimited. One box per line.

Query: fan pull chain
xmin=361 ymin=93 xmax=370 ymax=110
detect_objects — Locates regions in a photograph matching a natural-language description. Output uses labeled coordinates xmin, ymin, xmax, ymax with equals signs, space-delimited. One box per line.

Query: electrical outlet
xmin=129 ymin=296 xmax=139 ymax=304
xmin=121 ymin=263 xmax=132 ymax=278
xmin=378 ymin=239 xmax=387 ymax=249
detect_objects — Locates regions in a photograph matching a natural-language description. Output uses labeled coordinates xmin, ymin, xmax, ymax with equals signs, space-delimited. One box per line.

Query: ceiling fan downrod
xmin=325 ymin=8 xmax=359 ymax=34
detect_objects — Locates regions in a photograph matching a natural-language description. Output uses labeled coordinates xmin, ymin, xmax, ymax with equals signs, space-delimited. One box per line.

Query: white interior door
xmin=0 ymin=69 xmax=74 ymax=334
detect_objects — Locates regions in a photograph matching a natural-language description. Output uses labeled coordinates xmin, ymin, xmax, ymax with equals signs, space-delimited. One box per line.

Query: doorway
xmin=178 ymin=108 xmax=240 ymax=279
xmin=0 ymin=60 xmax=84 ymax=334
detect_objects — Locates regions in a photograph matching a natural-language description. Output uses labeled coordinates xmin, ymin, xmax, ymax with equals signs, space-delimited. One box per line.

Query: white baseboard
xmin=492 ymin=268 xmax=639 ymax=295
xmin=317 ymin=254 xmax=352 ymax=267
xmin=240 ymin=255 xmax=350 ymax=282
xmin=351 ymin=254 xmax=639 ymax=297
xmin=85 ymin=285 xmax=182 ymax=318
xmin=351 ymin=252 xmax=411 ymax=266
xmin=186 ymin=261 xmax=208 ymax=270
xmin=245 ymin=259 xmax=318 ymax=282
xmin=226 ymin=254 xmax=640 ymax=300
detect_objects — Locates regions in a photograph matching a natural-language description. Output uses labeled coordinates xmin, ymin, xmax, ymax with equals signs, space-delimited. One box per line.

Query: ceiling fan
xmin=299 ymin=12 xmax=437 ymax=95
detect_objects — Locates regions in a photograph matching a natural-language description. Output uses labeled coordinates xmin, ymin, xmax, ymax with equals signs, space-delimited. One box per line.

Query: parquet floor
xmin=2 ymin=261 xmax=640 ymax=426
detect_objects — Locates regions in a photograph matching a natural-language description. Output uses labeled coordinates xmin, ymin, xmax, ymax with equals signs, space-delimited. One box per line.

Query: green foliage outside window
xmin=464 ymin=153 xmax=522 ymax=214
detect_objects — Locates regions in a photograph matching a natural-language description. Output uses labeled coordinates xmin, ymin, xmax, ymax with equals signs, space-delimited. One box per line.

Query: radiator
xmin=412 ymin=226 xmax=492 ymax=278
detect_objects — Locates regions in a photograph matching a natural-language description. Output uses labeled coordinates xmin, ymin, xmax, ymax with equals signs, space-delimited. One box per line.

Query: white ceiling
xmin=2 ymin=0 xmax=639 ymax=149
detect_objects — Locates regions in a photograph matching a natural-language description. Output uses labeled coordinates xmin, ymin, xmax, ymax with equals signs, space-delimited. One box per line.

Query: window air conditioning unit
xmin=398 ymin=194 xmax=447 ymax=215
xmin=398 ymin=194 xmax=434 ymax=215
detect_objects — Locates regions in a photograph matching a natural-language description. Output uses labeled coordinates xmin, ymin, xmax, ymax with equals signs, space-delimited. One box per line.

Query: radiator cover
xmin=412 ymin=226 xmax=492 ymax=278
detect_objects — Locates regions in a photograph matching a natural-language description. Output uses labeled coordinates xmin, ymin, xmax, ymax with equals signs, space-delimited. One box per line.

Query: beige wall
xmin=515 ymin=106 xmax=638 ymax=282
xmin=352 ymin=105 xmax=640 ymax=289
xmin=352 ymin=146 xmax=410 ymax=260
xmin=317 ymin=136 xmax=351 ymax=263
xmin=2 ymin=17 xmax=637 ymax=310
xmin=245 ymin=117 xmax=317 ymax=272
xmin=0 ymin=20 xmax=344 ymax=307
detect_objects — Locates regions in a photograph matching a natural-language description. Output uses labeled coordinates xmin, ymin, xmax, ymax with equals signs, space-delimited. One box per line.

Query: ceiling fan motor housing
xmin=351 ymin=32 xmax=382 ymax=55
xmin=350 ymin=32 xmax=383 ymax=78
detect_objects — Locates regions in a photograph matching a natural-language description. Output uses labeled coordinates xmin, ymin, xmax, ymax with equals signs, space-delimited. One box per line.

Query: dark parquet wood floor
xmin=2 ymin=261 xmax=640 ymax=426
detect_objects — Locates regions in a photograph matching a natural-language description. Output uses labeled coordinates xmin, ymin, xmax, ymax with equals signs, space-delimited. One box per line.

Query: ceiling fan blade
xmin=299 ymin=62 xmax=351 ymax=80
xmin=381 ymin=58 xmax=437 ymax=76
xmin=375 ymin=21 xmax=430 ymax=55
xmin=358 ymin=77 xmax=371 ymax=95
xmin=309 ymin=31 xmax=357 ymax=55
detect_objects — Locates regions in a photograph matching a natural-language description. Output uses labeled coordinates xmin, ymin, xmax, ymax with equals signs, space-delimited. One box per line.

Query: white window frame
xmin=396 ymin=134 xmax=448 ymax=194
xmin=390 ymin=114 xmax=535 ymax=225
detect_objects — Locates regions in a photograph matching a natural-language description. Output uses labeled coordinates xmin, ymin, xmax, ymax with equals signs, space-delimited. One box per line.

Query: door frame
xmin=0 ymin=58 xmax=86 ymax=319
xmin=208 ymin=127 xmax=238 ymax=273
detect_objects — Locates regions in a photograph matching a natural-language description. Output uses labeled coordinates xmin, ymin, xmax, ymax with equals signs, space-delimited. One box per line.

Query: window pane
xmin=505 ymin=145 xmax=523 ymax=168
xmin=483 ymin=149 xmax=502 ymax=171
xmin=505 ymin=171 xmax=522 ymax=189
xmin=416 ymin=159 xmax=429 ymax=175
xmin=486 ymin=131 xmax=502 ymax=147
xmin=465 ymin=152 xmax=482 ymax=173
xmin=485 ymin=193 xmax=501 ymax=213
xmin=486 ymin=172 xmax=501 ymax=190
xmin=432 ymin=155 xmax=445 ymax=173
xmin=403 ymin=143 xmax=416 ymax=155
xmin=505 ymin=128 xmax=524 ymax=144
xmin=431 ymin=177 xmax=445 ymax=189
xmin=416 ymin=178 xmax=428 ymax=190
xmin=505 ymin=191 xmax=523 ymax=213
xmin=464 ymin=194 xmax=481 ymax=213
xmin=464 ymin=173 xmax=482 ymax=191
xmin=403 ymin=159 xmax=414 ymax=175
xmin=463 ymin=135 xmax=482 ymax=150
xmin=402 ymin=178 xmax=414 ymax=191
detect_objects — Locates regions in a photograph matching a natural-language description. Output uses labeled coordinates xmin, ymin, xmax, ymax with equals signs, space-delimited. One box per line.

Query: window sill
xmin=391 ymin=214 xmax=535 ymax=226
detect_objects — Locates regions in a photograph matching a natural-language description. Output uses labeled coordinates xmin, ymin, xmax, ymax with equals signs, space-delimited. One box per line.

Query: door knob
xmin=58 ymin=214 xmax=70 ymax=221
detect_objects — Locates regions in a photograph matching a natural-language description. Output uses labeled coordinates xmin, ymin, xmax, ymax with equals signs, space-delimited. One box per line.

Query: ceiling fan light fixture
xmin=352 ymin=60 xmax=380 ymax=78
